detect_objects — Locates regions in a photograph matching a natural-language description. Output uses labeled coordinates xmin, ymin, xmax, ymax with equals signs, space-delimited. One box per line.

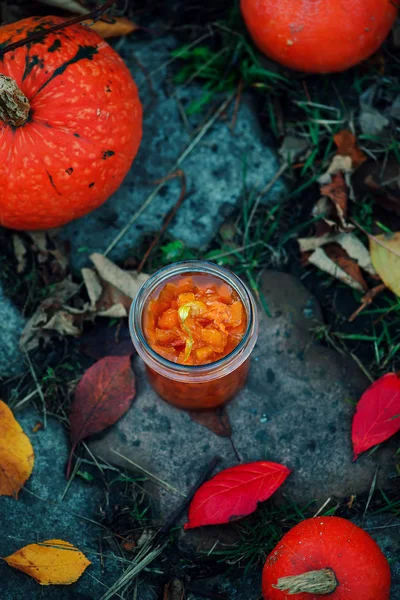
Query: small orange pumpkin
xmin=241 ymin=0 xmax=398 ymax=73
xmin=0 ymin=16 xmax=142 ymax=230
xmin=262 ymin=517 xmax=391 ymax=600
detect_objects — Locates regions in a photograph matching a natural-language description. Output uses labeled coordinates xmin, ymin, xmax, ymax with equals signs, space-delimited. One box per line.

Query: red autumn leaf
xmin=352 ymin=372 xmax=400 ymax=460
xmin=184 ymin=461 xmax=291 ymax=530
xmin=67 ymin=355 xmax=135 ymax=477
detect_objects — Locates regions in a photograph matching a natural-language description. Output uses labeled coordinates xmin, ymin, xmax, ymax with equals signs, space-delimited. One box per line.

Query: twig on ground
xmin=348 ymin=284 xmax=387 ymax=323
xmin=137 ymin=170 xmax=187 ymax=273
xmin=0 ymin=0 xmax=115 ymax=57
xmin=104 ymin=92 xmax=235 ymax=258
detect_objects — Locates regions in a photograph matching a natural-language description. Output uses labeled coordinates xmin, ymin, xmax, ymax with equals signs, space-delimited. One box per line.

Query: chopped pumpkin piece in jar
xmin=143 ymin=273 xmax=247 ymax=365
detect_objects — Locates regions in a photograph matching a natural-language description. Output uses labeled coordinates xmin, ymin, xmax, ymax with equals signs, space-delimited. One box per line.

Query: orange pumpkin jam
xmin=143 ymin=273 xmax=247 ymax=366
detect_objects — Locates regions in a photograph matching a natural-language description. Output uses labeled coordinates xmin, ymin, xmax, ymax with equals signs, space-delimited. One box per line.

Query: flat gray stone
xmin=62 ymin=35 xmax=285 ymax=270
xmin=0 ymin=410 xmax=124 ymax=599
xmin=90 ymin=271 xmax=397 ymax=527
xmin=0 ymin=283 xmax=25 ymax=378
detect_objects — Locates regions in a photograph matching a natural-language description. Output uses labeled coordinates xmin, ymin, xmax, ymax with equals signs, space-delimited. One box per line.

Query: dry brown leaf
xmin=326 ymin=155 xmax=353 ymax=176
xmin=44 ymin=311 xmax=82 ymax=337
xmin=324 ymin=243 xmax=368 ymax=291
xmin=90 ymin=253 xmax=149 ymax=300
xmin=163 ymin=579 xmax=185 ymax=600
xmin=81 ymin=268 xmax=103 ymax=309
xmin=82 ymin=16 xmax=139 ymax=38
xmin=307 ymin=246 xmax=366 ymax=291
xmin=20 ymin=278 xmax=80 ymax=351
xmin=370 ymin=232 xmax=400 ymax=297
xmin=299 ymin=233 xmax=375 ymax=278
xmin=0 ymin=400 xmax=34 ymax=498
xmin=4 ymin=539 xmax=91 ymax=585
xmin=320 ymin=172 xmax=350 ymax=231
xmin=334 ymin=130 xmax=367 ymax=169
xmin=19 ymin=255 xmax=149 ymax=350
xmin=12 ymin=235 xmax=27 ymax=273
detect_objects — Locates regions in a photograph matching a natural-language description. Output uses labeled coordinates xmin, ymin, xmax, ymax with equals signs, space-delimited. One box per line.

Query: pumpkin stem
xmin=0 ymin=75 xmax=30 ymax=127
xmin=273 ymin=568 xmax=338 ymax=595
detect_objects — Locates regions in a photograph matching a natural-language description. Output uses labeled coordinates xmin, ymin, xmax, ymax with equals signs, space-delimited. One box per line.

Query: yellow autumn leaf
xmin=4 ymin=539 xmax=91 ymax=585
xmin=83 ymin=17 xmax=139 ymax=39
xmin=369 ymin=232 xmax=400 ymax=297
xmin=0 ymin=400 xmax=34 ymax=498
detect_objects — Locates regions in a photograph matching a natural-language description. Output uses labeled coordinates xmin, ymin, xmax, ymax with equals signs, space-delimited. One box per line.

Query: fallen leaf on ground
xmin=20 ymin=278 xmax=81 ymax=352
xmin=188 ymin=406 xmax=232 ymax=437
xmin=333 ymin=130 xmax=367 ymax=169
xmin=0 ymin=401 xmax=34 ymax=498
xmin=20 ymin=256 xmax=149 ymax=350
xmin=305 ymin=245 xmax=366 ymax=291
xmin=369 ymin=232 xmax=400 ymax=297
xmin=12 ymin=235 xmax=27 ymax=273
xmin=184 ymin=461 xmax=291 ymax=529
xmin=323 ymin=243 xmax=368 ymax=291
xmin=352 ymin=373 xmax=400 ymax=459
xmin=67 ymin=355 xmax=136 ymax=478
xmin=4 ymin=539 xmax=91 ymax=585
xmin=79 ymin=322 xmax=134 ymax=360
xmin=163 ymin=579 xmax=185 ymax=600
xmin=320 ymin=172 xmax=351 ymax=231
xmin=90 ymin=253 xmax=149 ymax=301
xmin=83 ymin=17 xmax=139 ymax=38
xmin=299 ymin=232 xmax=375 ymax=274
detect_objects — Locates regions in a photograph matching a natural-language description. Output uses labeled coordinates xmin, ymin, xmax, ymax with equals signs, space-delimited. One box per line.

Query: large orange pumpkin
xmin=0 ymin=16 xmax=142 ymax=230
xmin=241 ymin=0 xmax=398 ymax=73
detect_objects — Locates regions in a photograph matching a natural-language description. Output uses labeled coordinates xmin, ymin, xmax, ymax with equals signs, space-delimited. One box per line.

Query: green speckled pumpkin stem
xmin=0 ymin=74 xmax=30 ymax=127
xmin=273 ymin=568 xmax=338 ymax=595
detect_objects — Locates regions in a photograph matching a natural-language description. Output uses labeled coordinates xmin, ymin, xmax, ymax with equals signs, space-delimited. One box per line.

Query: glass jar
xmin=129 ymin=261 xmax=258 ymax=410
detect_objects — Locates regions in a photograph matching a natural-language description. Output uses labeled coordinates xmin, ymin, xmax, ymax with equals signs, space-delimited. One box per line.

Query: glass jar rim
xmin=129 ymin=260 xmax=259 ymax=383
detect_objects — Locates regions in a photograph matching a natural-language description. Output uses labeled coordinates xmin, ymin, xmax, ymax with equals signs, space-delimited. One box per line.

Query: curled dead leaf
xmin=90 ymin=253 xmax=149 ymax=300
xmin=0 ymin=400 xmax=34 ymax=498
xmin=164 ymin=579 xmax=185 ymax=600
xmin=307 ymin=246 xmax=366 ymax=292
xmin=19 ymin=255 xmax=149 ymax=350
xmin=4 ymin=539 xmax=91 ymax=585
xmin=82 ymin=16 xmax=139 ymax=38
xmin=333 ymin=130 xmax=367 ymax=169
xmin=299 ymin=232 xmax=375 ymax=291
